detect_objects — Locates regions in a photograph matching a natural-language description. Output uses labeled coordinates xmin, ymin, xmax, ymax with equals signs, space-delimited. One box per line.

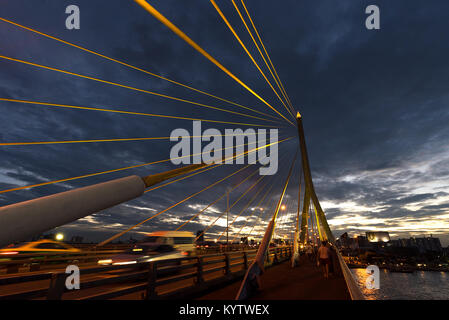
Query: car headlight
xmin=112 ymin=261 xmax=137 ymax=265
xmin=98 ymin=259 xmax=112 ymax=265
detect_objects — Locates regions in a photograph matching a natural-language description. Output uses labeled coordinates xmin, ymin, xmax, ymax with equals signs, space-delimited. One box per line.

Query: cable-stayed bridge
xmin=0 ymin=0 xmax=363 ymax=300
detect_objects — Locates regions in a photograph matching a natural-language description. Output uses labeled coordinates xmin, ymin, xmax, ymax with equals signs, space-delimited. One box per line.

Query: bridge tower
xmin=295 ymin=112 xmax=334 ymax=244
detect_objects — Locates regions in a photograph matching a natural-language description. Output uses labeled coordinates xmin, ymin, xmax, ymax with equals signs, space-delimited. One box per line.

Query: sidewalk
xmin=198 ymin=255 xmax=351 ymax=300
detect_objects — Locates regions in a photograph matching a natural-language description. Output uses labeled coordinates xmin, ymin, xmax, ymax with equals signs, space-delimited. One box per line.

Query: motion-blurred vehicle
xmin=140 ymin=231 xmax=196 ymax=255
xmin=0 ymin=239 xmax=81 ymax=256
xmin=195 ymin=241 xmax=220 ymax=249
xmin=195 ymin=241 xmax=220 ymax=253
xmin=98 ymin=243 xmax=185 ymax=266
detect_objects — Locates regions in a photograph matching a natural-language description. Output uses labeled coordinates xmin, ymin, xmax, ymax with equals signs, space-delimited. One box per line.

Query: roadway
xmin=0 ymin=252 xmax=249 ymax=299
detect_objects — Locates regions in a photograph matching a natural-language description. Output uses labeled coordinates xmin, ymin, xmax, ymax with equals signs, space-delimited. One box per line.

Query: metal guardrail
xmin=335 ymin=249 xmax=365 ymax=300
xmin=0 ymin=246 xmax=292 ymax=300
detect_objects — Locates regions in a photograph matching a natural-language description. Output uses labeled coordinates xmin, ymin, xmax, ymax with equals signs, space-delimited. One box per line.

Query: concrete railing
xmin=336 ymin=250 xmax=365 ymax=300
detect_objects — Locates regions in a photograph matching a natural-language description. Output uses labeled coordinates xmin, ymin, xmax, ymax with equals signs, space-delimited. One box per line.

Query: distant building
xmin=389 ymin=235 xmax=442 ymax=253
xmin=339 ymin=232 xmax=350 ymax=248
xmin=353 ymin=235 xmax=371 ymax=250
xmin=366 ymin=231 xmax=390 ymax=243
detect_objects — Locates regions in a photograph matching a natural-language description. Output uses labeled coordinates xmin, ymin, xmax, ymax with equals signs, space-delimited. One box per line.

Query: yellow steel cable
xmin=230 ymin=0 xmax=293 ymax=116
xmin=133 ymin=0 xmax=295 ymax=127
xmin=0 ymin=134 xmax=292 ymax=194
xmin=194 ymin=172 xmax=259 ymax=241
xmin=217 ymin=175 xmax=266 ymax=241
xmin=0 ymin=132 xmax=276 ymax=147
xmin=98 ymin=164 xmax=251 ymax=246
xmin=243 ymin=153 xmax=289 ymax=239
xmin=144 ymin=163 xmax=222 ymax=193
xmin=0 ymin=98 xmax=280 ymax=128
xmin=175 ymin=164 xmax=260 ymax=231
xmin=314 ymin=205 xmax=324 ymax=241
xmin=196 ymin=148 xmax=289 ymax=241
xmin=271 ymin=148 xmax=298 ymax=241
xmin=209 ymin=0 xmax=294 ymax=121
xmin=246 ymin=195 xmax=274 ymax=240
xmin=244 ymin=165 xmax=286 ymax=240
xmin=278 ymin=195 xmax=294 ymax=238
xmin=232 ymin=182 xmax=274 ymax=243
xmin=0 ymin=55 xmax=281 ymax=125
xmin=247 ymin=204 xmax=272 ymax=240
xmin=240 ymin=0 xmax=296 ymax=115
xmin=0 ymin=17 xmax=280 ymax=121
xmin=239 ymin=0 xmax=295 ymax=114
xmin=144 ymin=142 xmax=265 ymax=194
xmin=0 ymin=137 xmax=171 ymax=146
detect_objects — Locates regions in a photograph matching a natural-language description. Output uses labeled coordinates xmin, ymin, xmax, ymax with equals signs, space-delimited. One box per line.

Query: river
xmin=351 ymin=268 xmax=449 ymax=299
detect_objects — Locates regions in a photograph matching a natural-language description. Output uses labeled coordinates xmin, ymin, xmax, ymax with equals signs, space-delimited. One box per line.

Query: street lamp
xmin=55 ymin=233 xmax=64 ymax=241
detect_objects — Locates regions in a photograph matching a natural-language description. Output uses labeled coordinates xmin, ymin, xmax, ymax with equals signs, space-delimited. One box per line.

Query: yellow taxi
xmin=0 ymin=239 xmax=81 ymax=256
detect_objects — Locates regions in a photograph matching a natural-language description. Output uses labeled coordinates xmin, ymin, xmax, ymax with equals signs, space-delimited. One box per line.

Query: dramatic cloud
xmin=1 ymin=0 xmax=448 ymax=245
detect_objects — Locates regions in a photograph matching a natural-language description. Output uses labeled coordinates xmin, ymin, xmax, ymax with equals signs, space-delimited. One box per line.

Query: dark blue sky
xmin=1 ymin=0 xmax=449 ymax=245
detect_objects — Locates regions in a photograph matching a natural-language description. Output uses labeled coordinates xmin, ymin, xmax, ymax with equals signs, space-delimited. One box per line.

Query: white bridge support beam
xmin=0 ymin=162 xmax=208 ymax=248
xmin=0 ymin=176 xmax=145 ymax=247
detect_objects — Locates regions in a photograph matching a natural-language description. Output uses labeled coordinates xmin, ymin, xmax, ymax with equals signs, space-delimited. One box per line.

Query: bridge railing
xmin=335 ymin=249 xmax=365 ymax=300
xmin=0 ymin=246 xmax=292 ymax=300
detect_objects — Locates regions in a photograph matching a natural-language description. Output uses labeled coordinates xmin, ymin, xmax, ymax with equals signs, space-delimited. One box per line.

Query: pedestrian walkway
xmin=198 ymin=255 xmax=351 ymax=300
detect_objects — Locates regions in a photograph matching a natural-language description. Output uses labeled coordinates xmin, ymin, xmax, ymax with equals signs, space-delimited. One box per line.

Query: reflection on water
xmin=351 ymin=268 xmax=449 ymax=300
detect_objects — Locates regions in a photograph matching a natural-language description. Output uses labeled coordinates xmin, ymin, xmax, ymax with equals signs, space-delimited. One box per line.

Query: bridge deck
xmin=198 ymin=255 xmax=351 ymax=300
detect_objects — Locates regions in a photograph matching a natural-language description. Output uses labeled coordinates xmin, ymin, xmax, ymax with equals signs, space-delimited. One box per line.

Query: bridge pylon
xmin=295 ymin=112 xmax=334 ymax=244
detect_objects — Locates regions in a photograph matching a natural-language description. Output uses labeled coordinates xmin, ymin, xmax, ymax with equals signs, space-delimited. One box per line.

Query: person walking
xmin=317 ymin=240 xmax=331 ymax=279
xmin=306 ymin=242 xmax=314 ymax=262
